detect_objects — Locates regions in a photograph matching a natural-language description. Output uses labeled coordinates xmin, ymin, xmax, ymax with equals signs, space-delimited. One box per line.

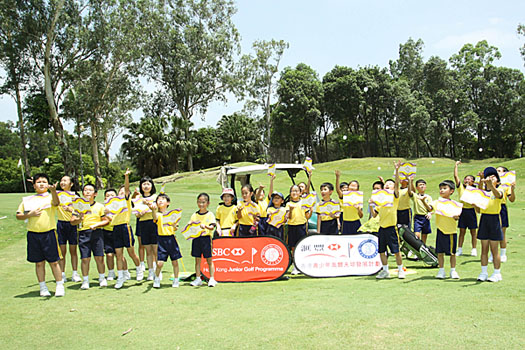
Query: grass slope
xmin=0 ymin=158 xmax=524 ymax=349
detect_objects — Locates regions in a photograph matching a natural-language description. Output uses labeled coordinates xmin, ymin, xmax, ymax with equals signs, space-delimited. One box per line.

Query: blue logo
xmin=358 ymin=239 xmax=378 ymax=259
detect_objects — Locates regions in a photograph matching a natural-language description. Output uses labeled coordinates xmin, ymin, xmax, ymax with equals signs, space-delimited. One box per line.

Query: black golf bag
xmin=397 ymin=224 xmax=438 ymax=267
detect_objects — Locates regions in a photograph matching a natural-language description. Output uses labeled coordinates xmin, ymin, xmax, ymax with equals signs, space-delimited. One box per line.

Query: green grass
xmin=1 ymin=158 xmax=524 ymax=349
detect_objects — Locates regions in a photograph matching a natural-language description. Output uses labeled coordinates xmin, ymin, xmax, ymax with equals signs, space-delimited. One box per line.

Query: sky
xmin=1 ymin=0 xmax=524 ymax=157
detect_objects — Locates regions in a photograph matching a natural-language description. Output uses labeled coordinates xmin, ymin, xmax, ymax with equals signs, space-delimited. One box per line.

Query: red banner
xmin=201 ymin=237 xmax=291 ymax=282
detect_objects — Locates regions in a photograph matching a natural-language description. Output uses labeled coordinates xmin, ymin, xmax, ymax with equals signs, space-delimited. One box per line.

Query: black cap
xmin=483 ymin=167 xmax=500 ymax=183
xmin=439 ymin=180 xmax=456 ymax=190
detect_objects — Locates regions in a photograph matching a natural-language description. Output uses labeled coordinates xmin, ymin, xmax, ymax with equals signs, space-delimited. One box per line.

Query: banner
xmin=434 ymin=198 xmax=463 ymax=218
xmin=22 ymin=193 xmax=52 ymax=212
xmin=398 ymin=162 xmax=416 ymax=179
xmin=294 ymin=234 xmax=382 ymax=277
xmin=104 ymin=196 xmax=128 ymax=215
xmin=459 ymin=186 xmax=490 ymax=210
xmin=201 ymin=237 xmax=291 ymax=282
xmin=267 ymin=163 xmax=276 ymax=177
xmin=500 ymin=170 xmax=516 ymax=186
xmin=301 ymin=192 xmax=317 ymax=209
xmin=317 ymin=200 xmax=341 ymax=217
xmin=162 ymin=209 xmax=182 ymax=227
xmin=72 ymin=197 xmax=91 ymax=214
xmin=57 ymin=191 xmax=76 ymax=207
xmin=370 ymin=189 xmax=394 ymax=208
xmin=303 ymin=157 xmax=315 ymax=172
xmin=342 ymin=191 xmax=363 ymax=207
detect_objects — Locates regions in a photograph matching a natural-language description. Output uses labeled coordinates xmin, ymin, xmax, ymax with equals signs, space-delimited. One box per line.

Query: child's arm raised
xmin=508 ymin=183 xmax=516 ymax=202
xmin=454 ymin=161 xmax=461 ymax=188
xmin=335 ymin=170 xmax=343 ymax=199
xmin=305 ymin=170 xmax=312 ymax=194
xmin=407 ymin=175 xmax=414 ymax=197
xmin=124 ymin=168 xmax=131 ymax=198
xmin=268 ymin=174 xmax=275 ymax=199
xmin=146 ymin=201 xmax=158 ymax=221
xmin=48 ymin=182 xmax=60 ymax=207
xmin=393 ymin=161 xmax=401 ymax=198
xmin=483 ymin=179 xmax=503 ymax=199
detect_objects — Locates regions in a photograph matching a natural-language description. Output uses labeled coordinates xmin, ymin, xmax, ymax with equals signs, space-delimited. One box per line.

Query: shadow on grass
xmin=459 ymin=260 xmax=480 ymax=265
xmin=402 ymin=275 xmax=438 ymax=283
xmin=14 ymin=290 xmax=47 ymax=299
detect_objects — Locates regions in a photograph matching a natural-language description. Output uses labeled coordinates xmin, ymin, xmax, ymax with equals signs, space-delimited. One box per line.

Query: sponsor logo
xmin=232 ymin=248 xmax=245 ymax=256
xmin=314 ymin=244 xmax=324 ymax=252
xmin=260 ymin=244 xmax=284 ymax=266
xmin=300 ymin=245 xmax=311 ymax=252
xmin=358 ymin=239 xmax=378 ymax=259
xmin=328 ymin=243 xmax=340 ymax=251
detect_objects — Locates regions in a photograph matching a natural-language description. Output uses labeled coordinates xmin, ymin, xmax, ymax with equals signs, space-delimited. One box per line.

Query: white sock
xmin=501 ymin=248 xmax=506 ymax=256
xmin=99 ymin=273 xmax=105 ymax=280
xmin=117 ymin=270 xmax=124 ymax=279
xmin=382 ymin=265 xmax=389 ymax=272
xmin=39 ymin=281 xmax=47 ymax=289
xmin=72 ymin=270 xmax=78 ymax=276
xmin=62 ymin=272 xmax=66 ymax=279
xmin=457 ymin=247 xmax=463 ymax=253
xmin=83 ymin=276 xmax=89 ymax=282
xmin=140 ymin=261 xmax=145 ymax=267
xmin=56 ymin=280 xmax=64 ymax=286
xmin=450 ymin=267 xmax=456 ymax=272
xmin=397 ymin=265 xmax=403 ymax=271
xmin=108 ymin=269 xmax=115 ymax=275
xmin=494 ymin=269 xmax=501 ymax=274
xmin=439 ymin=268 xmax=445 ymax=274
xmin=195 ymin=276 xmax=202 ymax=281
xmin=481 ymin=265 xmax=488 ymax=274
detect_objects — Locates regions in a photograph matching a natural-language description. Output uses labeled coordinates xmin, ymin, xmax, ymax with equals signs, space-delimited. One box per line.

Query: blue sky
xmin=1 ymin=0 xmax=524 ymax=156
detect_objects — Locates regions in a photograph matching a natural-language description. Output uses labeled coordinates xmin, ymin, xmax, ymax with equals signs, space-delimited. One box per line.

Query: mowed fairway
xmin=0 ymin=158 xmax=524 ymax=349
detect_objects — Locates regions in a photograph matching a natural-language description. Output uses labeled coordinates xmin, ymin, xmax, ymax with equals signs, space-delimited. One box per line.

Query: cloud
xmin=489 ymin=17 xmax=503 ymax=25
xmin=433 ymin=28 xmax=521 ymax=51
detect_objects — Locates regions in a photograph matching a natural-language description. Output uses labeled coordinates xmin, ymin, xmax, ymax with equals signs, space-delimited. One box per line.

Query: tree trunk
xmin=90 ymin=116 xmax=104 ymax=189
xmin=184 ymin=125 xmax=193 ymax=171
xmin=14 ymin=82 xmax=30 ymax=177
xmin=43 ymin=0 xmax=74 ymax=174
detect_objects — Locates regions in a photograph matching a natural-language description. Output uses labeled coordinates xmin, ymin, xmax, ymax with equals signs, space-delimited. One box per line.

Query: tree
xmin=518 ymin=24 xmax=525 ymax=65
xmin=139 ymin=0 xmax=242 ymax=171
xmin=192 ymin=127 xmax=224 ymax=170
xmin=241 ymin=39 xmax=289 ymax=158
xmin=389 ymin=38 xmax=425 ymax=91
xmin=216 ymin=113 xmax=261 ymax=163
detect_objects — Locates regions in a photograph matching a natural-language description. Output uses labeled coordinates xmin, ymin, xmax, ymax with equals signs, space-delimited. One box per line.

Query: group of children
xmin=16 ymin=161 xmax=516 ymax=297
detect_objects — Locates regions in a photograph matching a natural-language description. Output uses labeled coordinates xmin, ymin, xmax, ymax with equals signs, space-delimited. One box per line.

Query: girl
xmin=71 ymin=184 xmax=110 ymax=289
xmin=236 ymin=184 xmax=261 ymax=236
xmin=103 ymin=189 xmax=118 ymax=281
xmin=298 ymin=170 xmax=313 ymax=198
xmin=477 ymin=167 xmax=504 ymax=282
xmin=286 ymin=184 xmax=313 ymax=275
xmin=57 ymin=175 xmax=82 ymax=283
xmin=494 ymin=166 xmax=516 ymax=263
xmin=266 ymin=192 xmax=288 ymax=240
xmin=215 ymin=188 xmax=238 ymax=237
xmin=255 ymin=175 xmax=276 ymax=236
xmin=189 ymin=193 xmax=217 ymax=287
xmin=135 ymin=176 xmax=158 ymax=281
xmin=335 ymin=170 xmax=363 ymax=234
xmin=454 ymin=161 xmax=479 ymax=257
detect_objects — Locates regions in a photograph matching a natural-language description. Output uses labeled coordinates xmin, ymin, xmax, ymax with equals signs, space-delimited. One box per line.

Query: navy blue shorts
xmin=287 ymin=224 xmax=307 ymax=248
xmin=477 ymin=214 xmax=503 ymax=241
xmin=134 ymin=218 xmax=141 ymax=237
xmin=341 ymin=219 xmax=361 ymax=235
xmin=413 ymin=215 xmax=431 ymax=234
xmin=238 ymin=224 xmax=256 ymax=237
xmin=266 ymin=224 xmax=284 ymax=240
xmin=113 ymin=223 xmax=135 ymax=249
xmin=138 ymin=219 xmax=158 ymax=245
xmin=458 ymin=207 xmax=478 ymax=229
xmin=397 ymin=209 xmax=412 ymax=227
xmin=102 ymin=229 xmax=115 ymax=254
xmin=78 ymin=229 xmax=105 ymax=259
xmin=27 ymin=230 xmax=62 ymax=263
xmin=338 ymin=215 xmax=344 ymax=232
xmin=320 ymin=218 xmax=339 ymax=234
xmin=500 ymin=204 xmax=509 ymax=228
xmin=378 ymin=226 xmax=400 ymax=254
xmin=57 ymin=220 xmax=78 ymax=245
xmin=258 ymin=217 xmax=268 ymax=236
xmin=157 ymin=235 xmax=182 ymax=261
xmin=436 ymin=230 xmax=457 ymax=255
xmin=191 ymin=236 xmax=212 ymax=258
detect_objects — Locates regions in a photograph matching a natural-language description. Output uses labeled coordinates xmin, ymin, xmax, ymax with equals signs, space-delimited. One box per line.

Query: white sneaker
xmin=190 ymin=277 xmax=203 ymax=286
xmin=488 ymin=254 xmax=493 ymax=263
xmin=124 ymin=270 xmax=131 ymax=280
xmin=153 ymin=277 xmax=160 ymax=288
xmin=140 ymin=263 xmax=146 ymax=273
xmin=436 ymin=270 xmax=446 ymax=279
xmin=55 ymin=284 xmax=65 ymax=297
xmin=107 ymin=270 xmax=116 ymax=281
xmin=291 ymin=267 xmax=301 ymax=275
xmin=159 ymin=272 xmax=163 ymax=281
xmin=488 ymin=273 xmax=502 ymax=282
xmin=456 ymin=248 xmax=463 ymax=256
xmin=81 ymin=281 xmax=90 ymax=290
xmin=208 ymin=277 xmax=218 ymax=287
xmin=99 ymin=278 xmax=107 ymax=287
xmin=62 ymin=272 xmax=67 ymax=282
xmin=501 ymin=255 xmax=507 ymax=263
xmin=40 ymin=286 xmax=51 ymax=297
xmin=72 ymin=273 xmax=82 ymax=283
xmin=477 ymin=272 xmax=488 ymax=282
xmin=115 ymin=278 xmax=125 ymax=289
xmin=470 ymin=248 xmax=477 ymax=257
xmin=172 ymin=279 xmax=179 ymax=288
xmin=147 ymin=269 xmax=155 ymax=281
xmin=376 ymin=270 xmax=390 ymax=279
xmin=136 ymin=267 xmax=144 ymax=281
xmin=450 ymin=270 xmax=460 ymax=279
xmin=397 ymin=268 xmax=406 ymax=279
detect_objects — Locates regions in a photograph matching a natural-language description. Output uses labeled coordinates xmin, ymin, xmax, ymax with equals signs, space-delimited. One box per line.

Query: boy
xmin=16 ymin=173 xmax=65 ymax=297
xmin=316 ymin=182 xmax=340 ymax=234
xmin=410 ymin=178 xmax=432 ymax=245
xmin=397 ymin=176 xmax=413 ymax=229
xmin=148 ymin=194 xmax=182 ymax=288
xmin=190 ymin=193 xmax=217 ymax=287
xmin=103 ymin=189 xmax=118 ymax=281
xmin=453 ymin=161 xmax=478 ymax=257
xmin=335 ymin=171 xmax=363 ymax=234
xmin=372 ymin=162 xmax=405 ymax=279
xmin=420 ymin=180 xmax=461 ymax=279
xmin=71 ymin=184 xmax=110 ymax=289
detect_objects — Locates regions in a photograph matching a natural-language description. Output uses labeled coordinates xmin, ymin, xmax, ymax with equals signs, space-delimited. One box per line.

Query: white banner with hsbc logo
xmin=294 ymin=234 xmax=382 ymax=277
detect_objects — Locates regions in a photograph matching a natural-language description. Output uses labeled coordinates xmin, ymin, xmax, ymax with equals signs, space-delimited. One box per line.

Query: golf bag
xmin=397 ymin=224 xmax=438 ymax=267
